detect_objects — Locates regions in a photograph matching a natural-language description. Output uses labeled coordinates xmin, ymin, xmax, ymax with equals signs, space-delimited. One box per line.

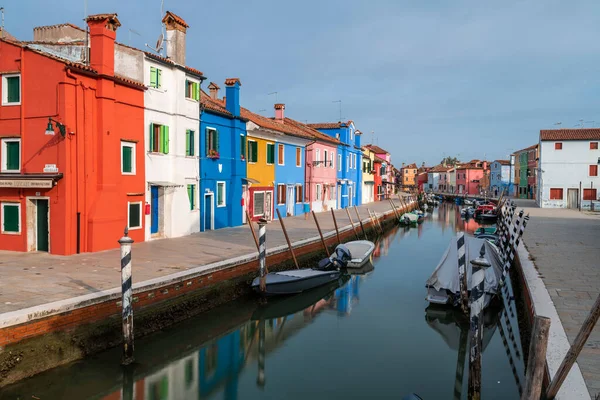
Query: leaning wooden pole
xmin=275 ymin=209 xmax=299 ymax=269
xmin=354 ymin=206 xmax=367 ymax=239
xmin=331 ymin=208 xmax=341 ymax=245
xmin=546 ymin=292 xmax=600 ymax=399
xmin=246 ymin=210 xmax=260 ymax=252
xmin=389 ymin=199 xmax=400 ymax=221
xmin=346 ymin=208 xmax=360 ymax=240
xmin=522 ymin=316 xmax=551 ymax=400
xmin=312 ymin=211 xmax=330 ymax=257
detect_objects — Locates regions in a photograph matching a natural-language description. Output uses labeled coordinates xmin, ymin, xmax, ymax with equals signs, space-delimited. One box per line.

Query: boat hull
xmin=344 ymin=240 xmax=376 ymax=268
xmin=252 ymin=269 xmax=342 ymax=295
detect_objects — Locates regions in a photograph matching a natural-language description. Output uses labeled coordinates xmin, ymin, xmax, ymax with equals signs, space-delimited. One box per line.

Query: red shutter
xmin=555 ymin=142 xmax=563 ymax=150
xmin=591 ymin=142 xmax=598 ymax=149
xmin=590 ymin=165 xmax=598 ymax=176
xmin=583 ymin=189 xmax=597 ymax=201
xmin=550 ymin=188 xmax=563 ymax=200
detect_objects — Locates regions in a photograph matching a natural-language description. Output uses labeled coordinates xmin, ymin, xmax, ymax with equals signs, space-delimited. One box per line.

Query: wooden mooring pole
xmin=246 ymin=210 xmax=260 ymax=252
xmin=275 ymin=209 xmax=299 ymax=269
xmin=354 ymin=206 xmax=367 ymax=239
xmin=331 ymin=208 xmax=341 ymax=244
xmin=389 ymin=199 xmax=400 ymax=221
xmin=312 ymin=211 xmax=330 ymax=257
xmin=546 ymin=292 xmax=600 ymax=399
xmin=346 ymin=208 xmax=360 ymax=240
xmin=118 ymin=228 xmax=134 ymax=365
xmin=522 ymin=316 xmax=551 ymax=400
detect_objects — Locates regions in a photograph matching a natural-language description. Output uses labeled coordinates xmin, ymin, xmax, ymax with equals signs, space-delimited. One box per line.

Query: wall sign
xmin=43 ymin=164 xmax=59 ymax=173
xmin=0 ymin=180 xmax=53 ymax=188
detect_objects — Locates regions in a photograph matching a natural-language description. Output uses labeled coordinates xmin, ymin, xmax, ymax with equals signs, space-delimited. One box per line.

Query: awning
xmin=0 ymin=173 xmax=63 ymax=189
xmin=363 ymin=181 xmax=375 ymax=185
xmin=147 ymin=181 xmax=184 ymax=188
xmin=242 ymin=177 xmax=260 ymax=184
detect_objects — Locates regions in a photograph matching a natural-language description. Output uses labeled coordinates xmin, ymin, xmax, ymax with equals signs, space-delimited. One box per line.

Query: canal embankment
xmin=0 ymin=197 xmax=417 ymax=386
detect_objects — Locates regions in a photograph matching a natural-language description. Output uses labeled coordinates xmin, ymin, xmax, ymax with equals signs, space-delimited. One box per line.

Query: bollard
xmin=468 ymin=244 xmax=491 ymax=400
xmin=118 ymin=228 xmax=135 ymax=365
xmin=456 ymin=232 xmax=469 ymax=314
xmin=258 ymin=218 xmax=268 ymax=292
xmin=257 ymin=319 xmax=266 ymax=388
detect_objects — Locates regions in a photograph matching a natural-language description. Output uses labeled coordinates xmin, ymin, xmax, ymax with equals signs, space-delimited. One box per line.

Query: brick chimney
xmin=86 ymin=14 xmax=120 ymax=76
xmin=224 ymin=78 xmax=241 ymax=117
xmin=274 ymin=103 xmax=285 ymax=122
xmin=162 ymin=11 xmax=188 ymax=65
xmin=208 ymin=82 xmax=220 ymax=100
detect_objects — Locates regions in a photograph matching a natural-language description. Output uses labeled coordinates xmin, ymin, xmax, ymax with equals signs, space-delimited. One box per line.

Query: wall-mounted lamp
xmin=45 ymin=118 xmax=66 ymax=137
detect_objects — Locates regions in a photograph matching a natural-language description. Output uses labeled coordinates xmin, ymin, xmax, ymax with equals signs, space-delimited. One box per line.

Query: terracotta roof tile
xmin=513 ymin=143 xmax=538 ymax=154
xmin=113 ymin=74 xmax=146 ymax=90
xmin=208 ymin=82 xmax=220 ymax=90
xmin=307 ymin=121 xmax=353 ymax=129
xmin=224 ymin=78 xmax=241 ymax=86
xmin=494 ymin=160 xmax=510 ymax=165
xmin=200 ymin=90 xmax=232 ymax=116
xmin=86 ymin=13 xmax=121 ymax=28
xmin=144 ymin=51 xmax=204 ymax=77
xmin=162 ymin=11 xmax=189 ymax=28
xmin=403 ymin=163 xmax=417 ymax=169
xmin=364 ymin=144 xmax=389 ymax=154
xmin=540 ymin=129 xmax=600 ymax=141
xmin=373 ymin=156 xmax=386 ymax=163
xmin=33 ymin=23 xmax=86 ymax=33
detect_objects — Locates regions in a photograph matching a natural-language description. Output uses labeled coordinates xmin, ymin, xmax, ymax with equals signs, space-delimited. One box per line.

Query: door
xmin=567 ymin=189 xmax=579 ymax=209
xmin=265 ymin=191 xmax=272 ymax=220
xmin=337 ymin=184 xmax=342 ymax=208
xmin=348 ymin=186 xmax=353 ymax=207
xmin=151 ymin=186 xmax=159 ymax=234
xmin=286 ymin=186 xmax=294 ymax=216
xmin=204 ymin=194 xmax=213 ymax=230
xmin=242 ymin=185 xmax=248 ymax=224
xmin=36 ymin=200 xmax=49 ymax=252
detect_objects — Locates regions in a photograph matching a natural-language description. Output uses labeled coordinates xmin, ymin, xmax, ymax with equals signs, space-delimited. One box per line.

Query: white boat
xmin=344 ymin=240 xmax=375 ymax=268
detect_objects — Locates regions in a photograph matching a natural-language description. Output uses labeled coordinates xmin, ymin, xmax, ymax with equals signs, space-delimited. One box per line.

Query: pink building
xmin=456 ymin=160 xmax=487 ymax=195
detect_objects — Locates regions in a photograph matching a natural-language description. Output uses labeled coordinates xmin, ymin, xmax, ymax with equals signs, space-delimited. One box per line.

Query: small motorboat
xmin=474 ymin=204 xmax=498 ymax=221
xmin=460 ymin=207 xmax=475 ymax=217
xmin=344 ymin=240 xmax=375 ymax=268
xmin=463 ymin=198 xmax=474 ymax=206
xmin=400 ymin=212 xmax=419 ymax=225
xmin=474 ymin=226 xmax=497 ymax=236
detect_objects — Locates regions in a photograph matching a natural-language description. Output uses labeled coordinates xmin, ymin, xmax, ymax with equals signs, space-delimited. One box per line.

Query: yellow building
xmin=401 ymin=163 xmax=418 ymax=187
xmin=362 ymin=147 xmax=376 ymax=203
xmin=245 ymin=134 xmax=275 ymax=220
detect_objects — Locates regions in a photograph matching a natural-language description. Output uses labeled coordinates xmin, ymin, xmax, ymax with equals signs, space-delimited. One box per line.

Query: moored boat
xmin=344 ymin=240 xmax=375 ymax=268
xmin=474 ymin=226 xmax=497 ymax=236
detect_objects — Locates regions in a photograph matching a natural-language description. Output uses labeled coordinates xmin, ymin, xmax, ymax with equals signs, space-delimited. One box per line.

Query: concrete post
xmin=258 ymin=218 xmax=267 ymax=292
xmin=118 ymin=228 xmax=134 ymax=365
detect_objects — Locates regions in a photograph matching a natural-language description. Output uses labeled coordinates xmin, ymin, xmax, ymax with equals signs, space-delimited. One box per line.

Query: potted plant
xmin=208 ymin=149 xmax=220 ymax=159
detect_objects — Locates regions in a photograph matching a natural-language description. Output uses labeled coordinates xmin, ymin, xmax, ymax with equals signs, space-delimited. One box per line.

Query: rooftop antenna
xmin=332 ymin=100 xmax=342 ymax=122
xmin=371 ymin=130 xmax=375 ymax=145
xmin=585 ymin=120 xmax=595 ymax=127
xmin=579 ymin=119 xmax=584 ymax=128
xmin=83 ymin=0 xmax=89 ymax=64
xmin=553 ymin=122 xmax=562 ymax=129
xmin=145 ymin=0 xmax=166 ymax=55
xmin=1 ymin=7 xmax=4 ymax=39
xmin=128 ymin=28 xmax=141 ymax=46
xmin=268 ymin=92 xmax=278 ymax=103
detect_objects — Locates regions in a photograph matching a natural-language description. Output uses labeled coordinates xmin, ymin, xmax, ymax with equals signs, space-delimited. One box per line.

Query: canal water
xmin=0 ymin=204 xmax=526 ymax=400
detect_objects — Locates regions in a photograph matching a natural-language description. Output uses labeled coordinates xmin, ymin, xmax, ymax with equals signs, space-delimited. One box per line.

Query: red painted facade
xmin=0 ymin=15 xmax=146 ymax=255
xmin=373 ymin=159 xmax=383 ymax=200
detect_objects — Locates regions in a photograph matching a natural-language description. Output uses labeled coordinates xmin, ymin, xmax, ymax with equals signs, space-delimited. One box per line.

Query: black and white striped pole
xmin=501 ymin=213 xmax=529 ymax=284
xmin=457 ymin=232 xmax=469 ymax=314
xmin=258 ymin=218 xmax=267 ymax=293
xmin=257 ymin=319 xmax=266 ymax=388
xmin=468 ymin=244 xmax=491 ymax=400
xmin=118 ymin=228 xmax=134 ymax=365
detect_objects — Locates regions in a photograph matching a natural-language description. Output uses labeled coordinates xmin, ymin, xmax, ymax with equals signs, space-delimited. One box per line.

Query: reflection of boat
xmin=251 ymin=276 xmax=349 ymax=320
xmin=347 ymin=262 xmax=374 ymax=275
xmin=345 ymin=240 xmax=375 ymax=268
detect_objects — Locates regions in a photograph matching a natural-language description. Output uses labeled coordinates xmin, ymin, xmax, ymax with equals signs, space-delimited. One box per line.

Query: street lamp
xmin=45 ymin=118 xmax=66 ymax=137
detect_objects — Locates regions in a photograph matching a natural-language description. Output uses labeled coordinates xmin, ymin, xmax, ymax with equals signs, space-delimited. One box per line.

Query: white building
xmin=537 ymin=129 xmax=600 ymax=209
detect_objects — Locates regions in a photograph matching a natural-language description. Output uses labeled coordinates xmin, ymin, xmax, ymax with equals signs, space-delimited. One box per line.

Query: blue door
xmin=151 ymin=186 xmax=159 ymax=234
xmin=204 ymin=194 xmax=213 ymax=230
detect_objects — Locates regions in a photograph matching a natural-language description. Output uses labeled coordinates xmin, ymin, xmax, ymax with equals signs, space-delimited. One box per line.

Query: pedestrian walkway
xmin=0 ymin=200 xmax=403 ymax=314
xmin=514 ymin=199 xmax=600 ymax=397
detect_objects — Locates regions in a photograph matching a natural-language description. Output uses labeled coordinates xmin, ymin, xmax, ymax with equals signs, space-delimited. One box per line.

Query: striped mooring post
xmin=456 ymin=232 xmax=469 ymax=314
xmin=257 ymin=319 xmax=266 ymax=387
xmin=258 ymin=218 xmax=268 ymax=292
xmin=118 ymin=228 xmax=135 ymax=365
xmin=468 ymin=243 xmax=492 ymax=400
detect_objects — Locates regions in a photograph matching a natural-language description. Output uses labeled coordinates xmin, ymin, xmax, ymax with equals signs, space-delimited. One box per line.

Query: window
xmin=316 ymin=184 xmax=322 ymax=201
xmin=296 ymin=147 xmax=301 ymax=167
xmin=277 ymin=184 xmax=286 ymax=205
xmin=253 ymin=192 xmax=265 ymax=216
xmin=590 ymin=165 xmax=598 ymax=176
xmin=295 ymin=184 xmax=303 ymax=203
xmin=185 ymin=80 xmax=200 ymax=100
xmin=184 ymin=184 xmax=196 ymax=210
xmin=217 ymin=182 xmax=226 ymax=207
xmin=549 ymin=188 xmax=563 ymax=200
xmin=555 ymin=142 xmax=562 ymax=150
xmin=241 ymin=135 xmax=246 ymax=160
xmin=266 ymin=143 xmax=275 ymax=165
xmin=353 ymin=154 xmax=357 ymax=169
xmin=206 ymin=128 xmax=219 ymax=157
xmin=315 ymin=149 xmax=320 ymax=167
xmin=149 ymin=66 xmax=162 ymax=89
xmin=591 ymin=142 xmax=599 ymax=150
xmin=346 ymin=155 xmax=349 ymax=172
xmin=186 ymin=130 xmax=195 ymax=156
xmin=330 ymin=152 xmax=335 ymax=169
xmin=583 ymin=188 xmax=597 ymax=201
xmin=1 ymin=202 xmax=20 ymax=234
xmin=128 ymin=202 xmax=142 ymax=230
xmin=324 ymin=150 xmax=328 ymax=167
xmin=1 ymin=138 xmax=20 ymax=172
xmin=247 ymin=140 xmax=258 ymax=162
xmin=121 ymin=141 xmax=136 ymax=174
xmin=277 ymin=144 xmax=284 ymax=165
xmin=2 ymin=74 xmax=20 ymax=105
xmin=149 ymin=123 xmax=169 ymax=154
xmin=338 ymin=154 xmax=342 ymax=171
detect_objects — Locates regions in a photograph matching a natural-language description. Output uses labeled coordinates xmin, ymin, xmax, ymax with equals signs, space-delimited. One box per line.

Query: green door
xmin=36 ymin=200 xmax=49 ymax=252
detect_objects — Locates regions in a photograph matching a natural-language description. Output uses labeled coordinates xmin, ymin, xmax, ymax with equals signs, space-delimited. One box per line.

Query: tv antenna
xmin=268 ymin=92 xmax=278 ymax=103
xmin=1 ymin=7 xmax=5 ymax=39
xmin=145 ymin=0 xmax=166 ymax=55
xmin=371 ymin=130 xmax=375 ymax=144
xmin=553 ymin=122 xmax=562 ymax=128
xmin=333 ymin=100 xmax=343 ymax=121
xmin=128 ymin=28 xmax=141 ymax=46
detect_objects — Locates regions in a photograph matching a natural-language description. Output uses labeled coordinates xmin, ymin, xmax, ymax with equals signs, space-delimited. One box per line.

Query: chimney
xmin=162 ymin=11 xmax=188 ymax=65
xmin=86 ymin=14 xmax=120 ymax=76
xmin=224 ymin=78 xmax=241 ymax=117
xmin=208 ymin=82 xmax=220 ymax=100
xmin=483 ymin=161 xmax=488 ymax=170
xmin=274 ymin=103 xmax=285 ymax=122
xmin=402 ymin=162 xmax=405 ymax=168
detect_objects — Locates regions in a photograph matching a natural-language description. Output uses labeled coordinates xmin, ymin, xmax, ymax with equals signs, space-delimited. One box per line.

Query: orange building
xmin=401 ymin=163 xmax=418 ymax=187
xmin=0 ymin=14 xmax=146 ymax=255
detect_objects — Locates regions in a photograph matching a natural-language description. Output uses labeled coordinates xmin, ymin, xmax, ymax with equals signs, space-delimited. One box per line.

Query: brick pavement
xmin=514 ymin=199 xmax=600 ymax=397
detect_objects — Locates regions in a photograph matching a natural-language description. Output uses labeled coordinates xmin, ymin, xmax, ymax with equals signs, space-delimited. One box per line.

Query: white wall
xmin=538 ymin=140 xmax=600 ymax=208
xmin=427 ymin=172 xmax=440 ymax=191
xmin=362 ymin=183 xmax=374 ymax=204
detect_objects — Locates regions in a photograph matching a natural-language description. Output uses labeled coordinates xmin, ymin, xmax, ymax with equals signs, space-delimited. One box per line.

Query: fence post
xmin=456 ymin=232 xmax=469 ymax=314
xmin=258 ymin=218 xmax=268 ymax=292
xmin=118 ymin=228 xmax=135 ymax=365
xmin=522 ymin=316 xmax=551 ymax=400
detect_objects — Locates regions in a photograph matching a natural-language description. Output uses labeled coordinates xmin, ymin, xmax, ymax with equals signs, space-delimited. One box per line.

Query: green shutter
xmin=267 ymin=144 xmax=273 ymax=164
xmin=252 ymin=142 xmax=258 ymax=162
xmin=187 ymin=184 xmax=194 ymax=210
xmin=240 ymin=135 xmax=246 ymax=159
xmin=217 ymin=184 xmax=223 ymax=205
xmin=3 ymin=204 xmax=19 ymax=233
xmin=149 ymin=123 xmax=155 ymax=152
xmin=185 ymin=130 xmax=190 ymax=155
xmin=205 ymin=128 xmax=210 ymax=155
xmin=6 ymin=141 xmax=20 ymax=171
xmin=185 ymin=80 xmax=189 ymax=98
xmin=150 ymin=67 xmax=157 ymax=88
xmin=190 ymin=131 xmax=195 ymax=156
xmin=194 ymin=82 xmax=200 ymax=101
xmin=163 ymin=126 xmax=169 ymax=154
xmin=157 ymin=68 xmax=162 ymax=88
xmin=122 ymin=145 xmax=132 ymax=173
xmin=214 ymin=129 xmax=219 ymax=152
xmin=6 ymin=77 xmax=20 ymax=103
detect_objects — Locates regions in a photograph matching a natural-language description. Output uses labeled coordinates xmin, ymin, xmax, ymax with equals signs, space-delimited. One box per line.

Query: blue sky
xmin=5 ymin=0 xmax=600 ymax=165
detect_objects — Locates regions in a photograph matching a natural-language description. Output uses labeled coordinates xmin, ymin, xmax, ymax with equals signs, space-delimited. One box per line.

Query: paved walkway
xmin=513 ymin=199 xmax=600 ymax=397
xmin=0 ymin=200 xmax=405 ymax=314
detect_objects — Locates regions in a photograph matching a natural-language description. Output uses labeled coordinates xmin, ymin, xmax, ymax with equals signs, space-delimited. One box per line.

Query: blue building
xmin=307 ymin=121 xmax=362 ymax=208
xmin=199 ymin=79 xmax=247 ymax=231
xmin=489 ymin=159 xmax=515 ymax=197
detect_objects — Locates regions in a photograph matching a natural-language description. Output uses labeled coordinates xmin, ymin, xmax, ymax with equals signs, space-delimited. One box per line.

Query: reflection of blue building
xmin=333 ymin=276 xmax=362 ymax=315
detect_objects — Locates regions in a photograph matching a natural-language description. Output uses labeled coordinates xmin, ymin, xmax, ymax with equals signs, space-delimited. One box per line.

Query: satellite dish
xmin=155 ymin=33 xmax=164 ymax=52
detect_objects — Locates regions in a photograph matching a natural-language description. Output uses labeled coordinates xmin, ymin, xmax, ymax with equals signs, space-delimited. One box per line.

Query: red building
xmin=416 ymin=171 xmax=428 ymax=193
xmin=527 ymin=144 xmax=538 ymax=199
xmin=373 ymin=156 xmax=385 ymax=200
xmin=455 ymin=160 xmax=488 ymax=195
xmin=0 ymin=14 xmax=146 ymax=255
